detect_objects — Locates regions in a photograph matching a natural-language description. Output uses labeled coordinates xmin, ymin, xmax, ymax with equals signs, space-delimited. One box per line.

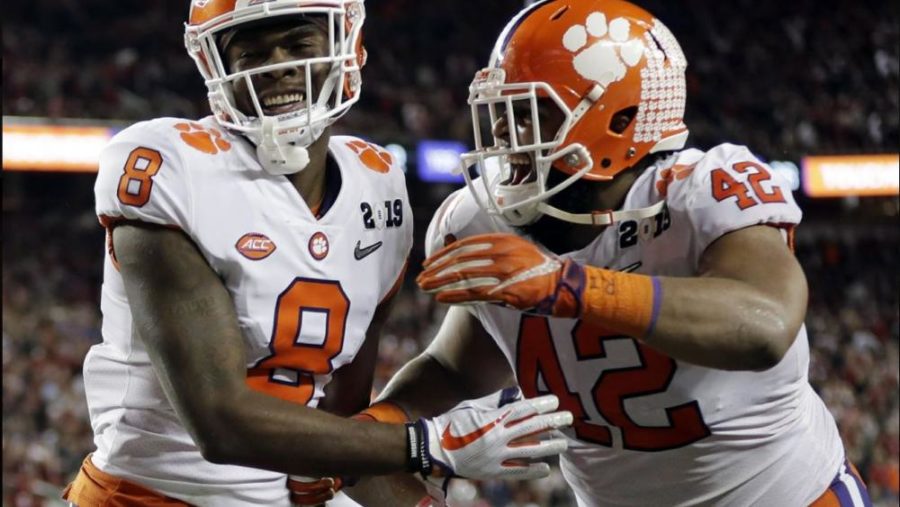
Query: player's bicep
xmin=113 ymin=223 xmax=247 ymax=432
xmin=698 ymin=225 xmax=807 ymax=338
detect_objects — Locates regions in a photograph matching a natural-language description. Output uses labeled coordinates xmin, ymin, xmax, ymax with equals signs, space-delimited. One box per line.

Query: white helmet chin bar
xmin=255 ymin=116 xmax=312 ymax=175
xmin=185 ymin=1 xmax=365 ymax=175
xmin=458 ymin=67 xmax=670 ymax=227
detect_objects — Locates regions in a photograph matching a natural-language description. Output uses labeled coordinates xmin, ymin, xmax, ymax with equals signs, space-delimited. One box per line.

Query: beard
xmin=513 ymin=155 xmax=660 ymax=254
xmin=514 ymin=167 xmax=613 ymax=254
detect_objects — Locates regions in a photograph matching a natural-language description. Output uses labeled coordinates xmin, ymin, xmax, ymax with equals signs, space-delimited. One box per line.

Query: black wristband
xmin=405 ymin=420 xmax=431 ymax=477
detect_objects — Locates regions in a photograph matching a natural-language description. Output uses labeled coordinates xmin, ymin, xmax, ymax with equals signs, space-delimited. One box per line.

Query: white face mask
xmin=458 ymin=68 xmax=596 ymax=227
xmin=185 ymin=0 xmax=366 ymax=174
xmin=255 ymin=116 xmax=312 ymax=175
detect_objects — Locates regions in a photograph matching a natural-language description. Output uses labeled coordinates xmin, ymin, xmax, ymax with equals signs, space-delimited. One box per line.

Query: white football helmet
xmin=184 ymin=0 xmax=366 ymax=174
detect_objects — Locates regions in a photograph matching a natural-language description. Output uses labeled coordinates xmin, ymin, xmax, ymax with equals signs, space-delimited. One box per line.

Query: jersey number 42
xmin=517 ymin=316 xmax=711 ymax=451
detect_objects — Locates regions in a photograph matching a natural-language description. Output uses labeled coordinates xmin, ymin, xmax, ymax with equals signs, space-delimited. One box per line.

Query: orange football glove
xmin=416 ymin=233 xmax=585 ymax=317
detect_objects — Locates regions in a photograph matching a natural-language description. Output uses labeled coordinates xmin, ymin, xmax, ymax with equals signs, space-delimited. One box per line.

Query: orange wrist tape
xmin=580 ymin=266 xmax=662 ymax=339
xmin=353 ymin=400 xmax=410 ymax=424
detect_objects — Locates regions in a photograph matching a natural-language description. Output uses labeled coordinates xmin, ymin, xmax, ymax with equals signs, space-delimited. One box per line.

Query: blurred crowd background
xmin=3 ymin=0 xmax=898 ymax=506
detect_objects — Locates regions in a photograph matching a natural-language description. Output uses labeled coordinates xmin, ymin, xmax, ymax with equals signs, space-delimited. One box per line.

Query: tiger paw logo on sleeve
xmin=175 ymin=122 xmax=232 ymax=155
xmin=346 ymin=140 xmax=392 ymax=173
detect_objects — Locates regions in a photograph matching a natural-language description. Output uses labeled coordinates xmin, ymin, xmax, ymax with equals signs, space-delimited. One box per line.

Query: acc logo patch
xmin=236 ymin=233 xmax=277 ymax=260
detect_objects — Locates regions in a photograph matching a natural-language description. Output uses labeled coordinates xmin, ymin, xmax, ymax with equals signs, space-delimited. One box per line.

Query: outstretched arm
xmin=417 ymin=225 xmax=806 ymax=371
xmin=646 ymin=225 xmax=806 ymax=370
xmin=378 ymin=305 xmax=516 ymax=419
xmin=114 ymin=222 xmax=408 ymax=477
xmin=116 ymin=222 xmax=569 ymax=487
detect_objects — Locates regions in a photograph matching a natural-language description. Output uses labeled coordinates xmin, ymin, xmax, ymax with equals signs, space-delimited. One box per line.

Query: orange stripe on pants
xmin=809 ymin=490 xmax=842 ymax=507
xmin=63 ymin=454 xmax=192 ymax=506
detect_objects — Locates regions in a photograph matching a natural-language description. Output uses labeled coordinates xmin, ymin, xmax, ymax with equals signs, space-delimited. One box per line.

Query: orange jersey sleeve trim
xmin=98 ymin=215 xmax=184 ymax=272
xmin=767 ymin=222 xmax=797 ymax=253
xmin=63 ymin=454 xmax=191 ymax=507
xmin=353 ymin=400 xmax=410 ymax=424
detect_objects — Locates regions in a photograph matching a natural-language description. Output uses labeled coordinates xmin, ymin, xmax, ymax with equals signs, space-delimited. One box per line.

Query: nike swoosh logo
xmin=354 ymin=240 xmax=383 ymax=260
xmin=440 ymin=410 xmax=509 ymax=451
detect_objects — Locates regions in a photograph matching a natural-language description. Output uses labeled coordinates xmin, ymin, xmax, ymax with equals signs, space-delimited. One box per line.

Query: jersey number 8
xmin=246 ymin=278 xmax=350 ymax=405
xmin=117 ymin=147 xmax=163 ymax=207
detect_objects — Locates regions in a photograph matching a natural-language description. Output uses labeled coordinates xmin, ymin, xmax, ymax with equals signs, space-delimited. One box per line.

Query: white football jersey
xmin=426 ymin=144 xmax=844 ymax=506
xmin=86 ymin=116 xmax=412 ymax=506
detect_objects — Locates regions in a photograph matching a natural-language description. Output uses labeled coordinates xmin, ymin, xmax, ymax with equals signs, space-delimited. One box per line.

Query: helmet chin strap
xmin=256 ymin=116 xmax=311 ymax=175
xmin=537 ymin=200 xmax=666 ymax=226
xmin=253 ymin=72 xmax=340 ymax=176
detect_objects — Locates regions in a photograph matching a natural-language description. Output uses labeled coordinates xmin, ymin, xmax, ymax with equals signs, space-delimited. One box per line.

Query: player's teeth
xmin=263 ymin=93 xmax=304 ymax=107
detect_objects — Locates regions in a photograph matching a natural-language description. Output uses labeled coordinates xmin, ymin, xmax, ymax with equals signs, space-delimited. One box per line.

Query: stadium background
xmin=2 ymin=0 xmax=898 ymax=505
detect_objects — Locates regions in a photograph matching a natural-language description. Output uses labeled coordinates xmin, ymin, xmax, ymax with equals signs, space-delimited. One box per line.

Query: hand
xmin=413 ymin=394 xmax=572 ymax=485
xmin=287 ymin=476 xmax=342 ymax=506
xmin=416 ymin=233 xmax=586 ymax=317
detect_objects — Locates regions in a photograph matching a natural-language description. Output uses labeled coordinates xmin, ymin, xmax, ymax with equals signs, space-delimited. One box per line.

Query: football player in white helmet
xmin=63 ymin=1 xmax=572 ymax=506
xmin=352 ymin=0 xmax=874 ymax=506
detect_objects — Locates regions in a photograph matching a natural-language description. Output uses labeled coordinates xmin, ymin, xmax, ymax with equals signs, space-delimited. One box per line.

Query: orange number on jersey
xmin=733 ymin=161 xmax=786 ymax=204
xmin=517 ymin=317 xmax=613 ymax=445
xmin=517 ymin=316 xmax=710 ymax=451
xmin=711 ymin=162 xmax=786 ymax=210
xmin=246 ymin=278 xmax=349 ymax=405
xmin=117 ymin=147 xmax=163 ymax=207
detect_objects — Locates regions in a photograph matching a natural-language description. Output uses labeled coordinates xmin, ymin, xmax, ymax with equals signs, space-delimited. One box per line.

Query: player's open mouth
xmin=261 ymin=92 xmax=306 ymax=115
xmin=503 ymin=153 xmax=537 ymax=185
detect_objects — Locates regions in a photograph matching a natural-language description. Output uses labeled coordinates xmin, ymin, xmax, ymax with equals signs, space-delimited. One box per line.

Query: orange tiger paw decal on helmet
xmin=175 ymin=122 xmax=232 ymax=155
xmin=346 ymin=139 xmax=393 ymax=173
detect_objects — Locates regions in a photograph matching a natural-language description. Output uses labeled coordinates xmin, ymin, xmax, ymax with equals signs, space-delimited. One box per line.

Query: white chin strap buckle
xmin=256 ymin=117 xmax=310 ymax=175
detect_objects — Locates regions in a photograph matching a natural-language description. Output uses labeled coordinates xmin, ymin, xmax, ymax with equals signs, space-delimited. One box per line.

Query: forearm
xmin=377 ymin=352 xmax=475 ymax=419
xmin=204 ymin=386 xmax=409 ymax=477
xmin=576 ymin=227 xmax=805 ymax=371
xmin=576 ymin=266 xmax=801 ymax=370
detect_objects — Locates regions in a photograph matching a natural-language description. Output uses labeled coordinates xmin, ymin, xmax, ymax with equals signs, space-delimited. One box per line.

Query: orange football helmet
xmin=184 ymin=0 xmax=366 ymax=172
xmin=460 ymin=0 xmax=687 ymax=226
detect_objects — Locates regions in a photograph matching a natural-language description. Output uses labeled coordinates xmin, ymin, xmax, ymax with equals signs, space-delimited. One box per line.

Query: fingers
xmin=422 ymin=238 xmax=494 ymax=270
xmin=526 ymin=394 xmax=561 ymax=414
xmin=422 ymin=233 xmax=529 ymax=270
xmin=504 ymin=394 xmax=560 ymax=423
xmin=290 ymin=490 xmax=333 ymax=505
xmin=288 ymin=477 xmax=335 ymax=493
xmin=496 ymin=461 xmax=552 ymax=480
xmin=288 ymin=476 xmax=340 ymax=506
xmin=418 ymin=271 xmax=500 ymax=294
xmin=504 ymin=437 xmax=568 ymax=462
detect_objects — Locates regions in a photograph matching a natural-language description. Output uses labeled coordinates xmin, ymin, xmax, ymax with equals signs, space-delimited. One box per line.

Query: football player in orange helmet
xmin=370 ymin=0 xmax=873 ymax=505
xmin=63 ymin=1 xmax=573 ymax=506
